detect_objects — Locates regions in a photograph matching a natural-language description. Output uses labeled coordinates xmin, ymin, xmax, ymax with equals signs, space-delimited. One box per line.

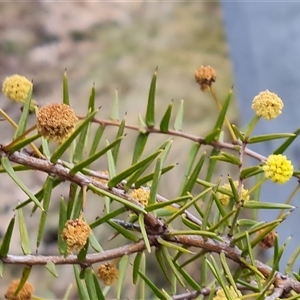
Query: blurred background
xmin=5 ymin=1 xmax=294 ymax=298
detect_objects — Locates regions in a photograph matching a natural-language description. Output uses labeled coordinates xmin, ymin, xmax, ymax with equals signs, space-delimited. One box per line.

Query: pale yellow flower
xmin=129 ymin=188 xmax=150 ymax=206
xmin=218 ymin=180 xmax=250 ymax=206
xmin=262 ymin=154 xmax=293 ymax=184
xmin=213 ymin=286 xmax=242 ymax=300
xmin=251 ymin=90 xmax=283 ymax=120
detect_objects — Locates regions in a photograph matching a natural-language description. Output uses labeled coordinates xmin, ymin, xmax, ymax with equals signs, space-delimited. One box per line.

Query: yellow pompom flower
xmin=5 ymin=279 xmax=34 ymax=300
xmin=129 ymin=188 xmax=150 ymax=206
xmin=213 ymin=286 xmax=242 ymax=300
xmin=61 ymin=218 xmax=91 ymax=253
xmin=218 ymin=181 xmax=250 ymax=206
xmin=2 ymin=74 xmax=32 ymax=103
xmin=36 ymin=103 xmax=78 ymax=143
xmin=97 ymin=262 xmax=119 ymax=286
xmin=251 ymin=90 xmax=283 ymax=120
xmin=262 ymin=154 xmax=293 ymax=184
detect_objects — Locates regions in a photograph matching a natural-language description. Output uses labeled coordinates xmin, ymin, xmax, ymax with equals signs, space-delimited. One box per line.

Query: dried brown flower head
xmin=5 ymin=279 xmax=34 ymax=300
xmin=194 ymin=65 xmax=216 ymax=91
xmin=129 ymin=188 xmax=150 ymax=206
xmin=97 ymin=262 xmax=119 ymax=286
xmin=36 ymin=103 xmax=78 ymax=143
xmin=61 ymin=218 xmax=91 ymax=253
xmin=258 ymin=229 xmax=277 ymax=249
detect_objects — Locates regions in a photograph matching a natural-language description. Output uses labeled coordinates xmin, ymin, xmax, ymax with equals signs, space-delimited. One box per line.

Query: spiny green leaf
xmin=174 ymin=261 xmax=201 ymax=291
xmin=111 ymin=89 xmax=120 ymax=121
xmin=178 ymin=143 xmax=201 ymax=195
xmin=157 ymin=237 xmax=194 ymax=254
xmin=213 ymin=88 xmax=232 ymax=132
xmin=107 ymin=220 xmax=139 ymax=242
xmin=132 ymin=133 xmax=149 ymax=164
xmin=88 ymin=84 xmax=96 ymax=112
xmin=181 ymin=152 xmax=206 ymax=196
xmin=138 ymin=271 xmax=167 ymax=299
xmin=8 ymin=133 xmax=41 ymax=153
xmin=133 ymin=252 xmax=143 ymax=284
xmin=17 ymin=206 xmax=32 ymax=254
xmin=73 ymin=265 xmax=90 ymax=300
xmin=63 ymin=70 xmax=70 ymax=105
xmin=148 ymin=157 xmax=161 ymax=206
xmin=77 ymin=238 xmax=89 ymax=262
xmin=14 ymin=84 xmax=33 ymax=139
xmin=243 ymin=201 xmax=294 ymax=210
xmin=160 ymin=246 xmax=186 ymax=287
xmin=112 ymin=119 xmax=125 ymax=165
xmin=36 ymin=176 xmax=54 ymax=251
xmin=145 ymin=69 xmax=157 ymax=128
xmin=14 ymin=266 xmax=32 ymax=297
xmin=88 ymin=231 xmax=103 ymax=252
xmin=174 ymin=99 xmax=184 ymax=131
xmin=240 ymin=166 xmax=262 ymax=179
xmin=1 ymin=157 xmax=44 ymax=211
xmin=108 ymin=149 xmax=162 ymax=188
xmin=160 ymin=101 xmax=173 ymax=132
xmin=247 ymin=133 xmax=295 ymax=144
xmin=46 ymin=261 xmax=59 ymax=278
xmin=231 ymin=124 xmax=245 ymax=142
xmin=50 ymin=109 xmax=98 ymax=164
xmin=89 ymin=125 xmax=106 ymax=158
xmin=204 ymin=128 xmax=221 ymax=144
xmin=70 ymin=136 xmax=123 ymax=175
xmin=273 ymin=128 xmax=300 ymax=155
xmin=92 ymin=272 xmax=105 ymax=300
xmin=145 ymin=195 xmax=192 ymax=212
xmin=58 ymin=197 xmax=68 ymax=255
xmin=84 ymin=268 xmax=99 ymax=300
xmin=117 ymin=255 xmax=129 ymax=299
xmin=106 ymin=140 xmax=117 ymax=179
xmin=0 ymin=216 xmax=15 ymax=257
xmin=89 ymin=207 xmax=126 ymax=229
xmin=139 ymin=214 xmax=151 ymax=252
xmin=155 ymin=247 xmax=171 ymax=284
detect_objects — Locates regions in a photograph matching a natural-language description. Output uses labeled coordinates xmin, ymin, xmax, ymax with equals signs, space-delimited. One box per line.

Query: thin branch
xmin=1 ymin=239 xmax=149 ymax=266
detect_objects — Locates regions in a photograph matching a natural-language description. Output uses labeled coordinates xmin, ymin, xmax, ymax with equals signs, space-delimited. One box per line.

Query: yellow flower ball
xmin=129 ymin=188 xmax=150 ymax=207
xmin=263 ymin=154 xmax=293 ymax=184
xmin=2 ymin=74 xmax=33 ymax=103
xmin=213 ymin=286 xmax=242 ymax=300
xmin=218 ymin=181 xmax=250 ymax=206
xmin=251 ymin=90 xmax=283 ymax=120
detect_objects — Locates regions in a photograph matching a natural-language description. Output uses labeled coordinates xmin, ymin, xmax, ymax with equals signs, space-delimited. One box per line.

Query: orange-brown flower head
xmin=129 ymin=188 xmax=150 ymax=206
xmin=36 ymin=103 xmax=78 ymax=143
xmin=61 ymin=218 xmax=91 ymax=253
xmin=97 ymin=262 xmax=119 ymax=286
xmin=194 ymin=65 xmax=216 ymax=91
xmin=258 ymin=229 xmax=277 ymax=249
xmin=5 ymin=279 xmax=34 ymax=300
